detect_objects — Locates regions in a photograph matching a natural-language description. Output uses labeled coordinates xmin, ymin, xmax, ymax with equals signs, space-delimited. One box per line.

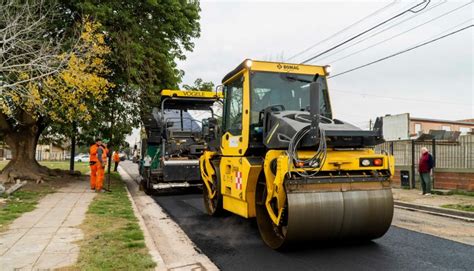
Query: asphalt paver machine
xmin=140 ymin=89 xmax=222 ymax=193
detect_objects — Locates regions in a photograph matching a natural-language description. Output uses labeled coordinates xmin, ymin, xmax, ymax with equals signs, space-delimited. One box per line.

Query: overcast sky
xmin=178 ymin=0 xmax=473 ymax=128
xmin=128 ymin=0 xmax=473 ymax=146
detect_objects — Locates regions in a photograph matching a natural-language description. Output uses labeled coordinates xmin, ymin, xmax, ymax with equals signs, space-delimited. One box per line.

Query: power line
xmin=330 ymin=89 xmax=473 ymax=107
xmin=328 ymin=24 xmax=473 ymax=78
xmin=285 ymin=0 xmax=397 ymax=62
xmin=317 ymin=0 xmax=448 ymax=63
xmin=328 ymin=2 xmax=473 ymax=65
xmin=301 ymin=0 xmax=431 ymax=64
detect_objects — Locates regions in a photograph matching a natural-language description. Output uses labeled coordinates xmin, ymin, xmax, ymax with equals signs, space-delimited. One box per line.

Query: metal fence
xmin=375 ymin=135 xmax=474 ymax=169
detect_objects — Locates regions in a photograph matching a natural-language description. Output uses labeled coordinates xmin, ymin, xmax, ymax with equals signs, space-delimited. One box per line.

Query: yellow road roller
xmin=200 ymin=59 xmax=395 ymax=249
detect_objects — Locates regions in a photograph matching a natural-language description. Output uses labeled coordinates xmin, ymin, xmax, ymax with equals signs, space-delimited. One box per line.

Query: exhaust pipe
xmin=309 ymin=74 xmax=321 ymax=141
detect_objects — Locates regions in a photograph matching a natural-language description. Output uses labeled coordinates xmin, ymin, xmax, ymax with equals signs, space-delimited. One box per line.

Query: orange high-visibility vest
xmin=89 ymin=144 xmax=99 ymax=162
xmin=113 ymin=152 xmax=120 ymax=162
xmin=100 ymin=146 xmax=108 ymax=163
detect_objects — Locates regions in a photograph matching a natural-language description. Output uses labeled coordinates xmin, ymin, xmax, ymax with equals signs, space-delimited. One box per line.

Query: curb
xmin=118 ymin=164 xmax=219 ymax=271
xmin=121 ymin=168 xmax=167 ymax=271
xmin=394 ymin=201 xmax=474 ymax=222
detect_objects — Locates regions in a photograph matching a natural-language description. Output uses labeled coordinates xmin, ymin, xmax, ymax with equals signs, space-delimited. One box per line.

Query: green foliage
xmin=60 ymin=0 xmax=201 ymax=111
xmin=183 ymin=78 xmax=215 ymax=91
xmin=53 ymin=0 xmax=202 ymax=150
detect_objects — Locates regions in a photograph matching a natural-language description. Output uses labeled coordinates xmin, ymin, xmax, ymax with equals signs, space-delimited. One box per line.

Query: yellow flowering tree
xmin=0 ymin=15 xmax=112 ymax=182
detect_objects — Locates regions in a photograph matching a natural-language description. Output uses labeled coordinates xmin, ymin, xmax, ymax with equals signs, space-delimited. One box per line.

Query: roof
xmin=160 ymin=89 xmax=222 ymax=99
xmin=160 ymin=89 xmax=222 ymax=111
xmin=221 ymin=59 xmax=328 ymax=83
xmin=410 ymin=117 xmax=474 ymax=126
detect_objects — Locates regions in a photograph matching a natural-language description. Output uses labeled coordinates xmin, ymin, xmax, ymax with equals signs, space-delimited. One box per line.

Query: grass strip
xmin=75 ymin=173 xmax=156 ymax=270
xmin=39 ymin=161 xmax=91 ymax=174
xmin=0 ymin=161 xmax=90 ymax=174
xmin=450 ymin=190 xmax=474 ymax=197
xmin=441 ymin=204 xmax=474 ymax=212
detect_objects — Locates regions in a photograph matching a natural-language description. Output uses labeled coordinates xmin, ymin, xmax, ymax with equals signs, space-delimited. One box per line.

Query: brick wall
xmin=433 ymin=171 xmax=474 ymax=191
xmin=391 ymin=167 xmax=474 ymax=191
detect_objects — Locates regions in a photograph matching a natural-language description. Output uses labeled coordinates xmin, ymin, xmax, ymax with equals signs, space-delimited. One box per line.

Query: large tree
xmin=0 ymin=0 xmax=113 ymax=182
xmin=0 ymin=0 xmax=201 ymax=182
xmin=61 ymin=0 xmax=201 ymax=115
xmin=57 ymin=0 xmax=201 ymax=156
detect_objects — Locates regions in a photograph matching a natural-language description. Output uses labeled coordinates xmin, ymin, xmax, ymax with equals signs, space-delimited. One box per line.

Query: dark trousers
xmin=114 ymin=162 xmax=119 ymax=172
xmin=420 ymin=173 xmax=432 ymax=194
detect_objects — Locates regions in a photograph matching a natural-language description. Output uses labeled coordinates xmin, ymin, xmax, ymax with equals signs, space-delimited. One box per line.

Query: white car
xmin=74 ymin=154 xmax=90 ymax=162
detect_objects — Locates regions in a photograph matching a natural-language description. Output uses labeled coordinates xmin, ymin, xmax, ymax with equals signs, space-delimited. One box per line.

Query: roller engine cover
xmin=262 ymin=110 xmax=385 ymax=149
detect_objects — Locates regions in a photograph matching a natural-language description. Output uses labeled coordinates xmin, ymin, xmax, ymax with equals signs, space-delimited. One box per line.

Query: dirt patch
xmin=392 ymin=188 xmax=474 ymax=208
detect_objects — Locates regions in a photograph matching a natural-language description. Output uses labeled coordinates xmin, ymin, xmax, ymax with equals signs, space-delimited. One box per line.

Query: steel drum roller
xmin=257 ymin=186 xmax=394 ymax=249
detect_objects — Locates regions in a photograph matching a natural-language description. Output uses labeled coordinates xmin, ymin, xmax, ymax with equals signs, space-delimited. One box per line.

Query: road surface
xmin=122 ymin=162 xmax=473 ymax=271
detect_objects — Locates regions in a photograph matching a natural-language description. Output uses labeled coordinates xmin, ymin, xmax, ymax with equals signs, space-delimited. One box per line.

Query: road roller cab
xmin=200 ymin=59 xmax=395 ymax=249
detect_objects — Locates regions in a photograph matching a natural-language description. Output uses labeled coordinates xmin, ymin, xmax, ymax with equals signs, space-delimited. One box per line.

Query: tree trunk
xmin=0 ymin=122 xmax=48 ymax=183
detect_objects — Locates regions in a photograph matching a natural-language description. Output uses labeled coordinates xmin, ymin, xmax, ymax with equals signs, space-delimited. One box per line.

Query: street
xmin=1 ymin=1 xmax=473 ymax=270
xmin=122 ymin=162 xmax=474 ymax=271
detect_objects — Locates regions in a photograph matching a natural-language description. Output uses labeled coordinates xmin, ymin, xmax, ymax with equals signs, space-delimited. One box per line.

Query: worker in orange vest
xmin=113 ymin=151 xmax=120 ymax=172
xmin=89 ymin=139 xmax=102 ymax=191
xmin=96 ymin=140 xmax=109 ymax=192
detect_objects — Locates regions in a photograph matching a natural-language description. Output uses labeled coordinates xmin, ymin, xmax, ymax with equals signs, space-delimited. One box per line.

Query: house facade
xmin=382 ymin=113 xmax=474 ymax=140
xmin=409 ymin=117 xmax=474 ymax=137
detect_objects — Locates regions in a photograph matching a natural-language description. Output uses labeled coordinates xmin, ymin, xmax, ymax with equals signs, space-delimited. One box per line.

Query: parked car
xmin=119 ymin=153 xmax=127 ymax=161
xmin=74 ymin=154 xmax=90 ymax=162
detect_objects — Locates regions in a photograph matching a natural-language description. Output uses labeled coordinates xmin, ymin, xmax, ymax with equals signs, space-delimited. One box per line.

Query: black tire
xmin=141 ymin=168 xmax=154 ymax=195
xmin=255 ymin=176 xmax=288 ymax=250
xmin=203 ymin=165 xmax=223 ymax=216
xmin=78 ymin=159 xmax=82 ymax=163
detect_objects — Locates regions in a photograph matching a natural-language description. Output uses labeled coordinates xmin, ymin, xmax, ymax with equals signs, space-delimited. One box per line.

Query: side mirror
xmin=202 ymin=117 xmax=219 ymax=142
xmin=215 ymin=85 xmax=224 ymax=97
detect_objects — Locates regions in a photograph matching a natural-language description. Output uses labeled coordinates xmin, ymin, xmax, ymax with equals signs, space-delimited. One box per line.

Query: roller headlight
xmin=361 ymin=159 xmax=371 ymax=166
xmin=324 ymin=65 xmax=332 ymax=75
xmin=245 ymin=59 xmax=253 ymax=68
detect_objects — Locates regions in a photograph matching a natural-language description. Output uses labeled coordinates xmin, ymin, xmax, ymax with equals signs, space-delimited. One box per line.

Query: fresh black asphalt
xmin=121 ymin=162 xmax=473 ymax=270
xmin=153 ymin=193 xmax=473 ymax=271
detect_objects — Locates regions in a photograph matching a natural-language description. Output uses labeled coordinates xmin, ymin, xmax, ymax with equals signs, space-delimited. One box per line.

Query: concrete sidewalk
xmin=0 ymin=180 xmax=95 ymax=270
xmin=392 ymin=188 xmax=474 ymax=219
